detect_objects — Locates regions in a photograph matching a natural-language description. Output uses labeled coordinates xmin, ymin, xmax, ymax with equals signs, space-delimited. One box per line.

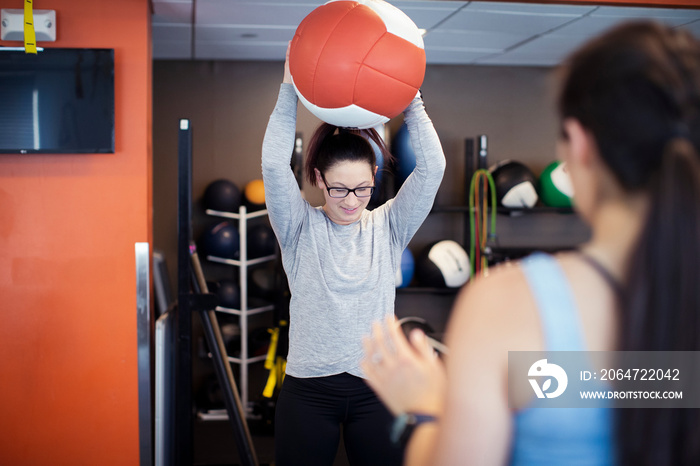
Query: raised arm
xmin=388 ymin=95 xmax=446 ymax=249
xmin=261 ymin=45 xmax=306 ymax=247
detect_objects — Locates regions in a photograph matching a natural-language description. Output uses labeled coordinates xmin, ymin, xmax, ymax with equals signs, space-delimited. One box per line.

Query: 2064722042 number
xmin=600 ymin=368 xmax=680 ymax=381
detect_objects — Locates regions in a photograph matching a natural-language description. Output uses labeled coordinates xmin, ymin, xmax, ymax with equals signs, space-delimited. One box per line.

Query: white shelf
xmin=225 ymin=353 xmax=267 ymax=365
xmin=206 ymin=352 xmax=267 ymax=365
xmin=206 ymin=253 xmax=276 ymax=267
xmin=206 ymin=208 xmax=268 ymax=220
xmin=215 ymin=304 xmax=274 ymax=317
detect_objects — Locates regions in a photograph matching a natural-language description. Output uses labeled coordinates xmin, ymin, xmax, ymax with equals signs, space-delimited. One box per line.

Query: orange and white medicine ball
xmin=290 ymin=0 xmax=425 ymax=129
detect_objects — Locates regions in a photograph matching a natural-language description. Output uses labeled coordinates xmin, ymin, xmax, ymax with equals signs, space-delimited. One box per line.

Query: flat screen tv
xmin=0 ymin=48 xmax=115 ymax=154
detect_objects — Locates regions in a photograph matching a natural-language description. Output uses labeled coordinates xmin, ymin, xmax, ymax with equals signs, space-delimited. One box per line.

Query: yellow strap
xmin=24 ymin=0 xmax=37 ymax=54
xmin=263 ymin=325 xmax=287 ymax=398
xmin=262 ymin=363 xmax=277 ymax=398
xmin=279 ymin=359 xmax=286 ymax=391
xmin=263 ymin=357 xmax=287 ymax=398
xmin=264 ymin=328 xmax=280 ymax=370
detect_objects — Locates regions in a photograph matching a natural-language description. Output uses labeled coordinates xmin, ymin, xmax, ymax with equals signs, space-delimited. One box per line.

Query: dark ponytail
xmin=622 ymin=139 xmax=700 ymax=352
xmin=558 ymin=21 xmax=700 ymax=465
xmin=617 ymin=139 xmax=700 ymax=465
xmin=304 ymin=123 xmax=394 ymax=185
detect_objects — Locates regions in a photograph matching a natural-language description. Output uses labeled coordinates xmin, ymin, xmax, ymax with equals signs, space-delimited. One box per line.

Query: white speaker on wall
xmin=1 ymin=9 xmax=56 ymax=42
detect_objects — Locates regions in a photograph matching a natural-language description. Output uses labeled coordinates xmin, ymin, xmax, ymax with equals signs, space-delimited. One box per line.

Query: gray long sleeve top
xmin=262 ymin=84 xmax=445 ymax=378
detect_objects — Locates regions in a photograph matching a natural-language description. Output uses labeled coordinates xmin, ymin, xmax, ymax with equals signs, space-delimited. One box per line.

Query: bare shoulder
xmin=463 ymin=261 xmax=527 ymax=298
xmin=445 ymin=260 xmax=542 ymax=353
xmin=453 ymin=261 xmax=531 ymax=321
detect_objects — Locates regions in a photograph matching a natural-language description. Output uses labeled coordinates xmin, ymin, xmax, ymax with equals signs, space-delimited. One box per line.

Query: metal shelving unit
xmin=205 ymin=205 xmax=276 ymax=413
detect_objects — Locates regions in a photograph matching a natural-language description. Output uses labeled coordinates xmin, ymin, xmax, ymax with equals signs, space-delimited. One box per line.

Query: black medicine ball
xmin=204 ymin=179 xmax=242 ymax=213
xmin=215 ymin=279 xmax=240 ymax=309
xmin=247 ymin=224 xmax=277 ymax=259
xmin=415 ymin=240 xmax=471 ymax=288
xmin=489 ymin=160 xmax=538 ymax=208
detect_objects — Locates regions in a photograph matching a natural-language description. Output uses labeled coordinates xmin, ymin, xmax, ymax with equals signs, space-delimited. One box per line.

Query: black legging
xmin=274 ymin=372 xmax=404 ymax=466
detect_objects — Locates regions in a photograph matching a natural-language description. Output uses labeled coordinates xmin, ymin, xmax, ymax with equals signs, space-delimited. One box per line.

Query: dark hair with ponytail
xmin=304 ymin=123 xmax=394 ymax=185
xmin=558 ymin=21 xmax=700 ymax=465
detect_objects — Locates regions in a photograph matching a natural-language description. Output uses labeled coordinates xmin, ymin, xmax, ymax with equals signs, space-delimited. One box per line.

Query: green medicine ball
xmin=539 ymin=161 xmax=574 ymax=208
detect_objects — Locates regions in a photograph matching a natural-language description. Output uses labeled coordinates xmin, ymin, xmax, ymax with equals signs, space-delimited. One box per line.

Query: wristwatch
xmin=390 ymin=412 xmax=438 ymax=446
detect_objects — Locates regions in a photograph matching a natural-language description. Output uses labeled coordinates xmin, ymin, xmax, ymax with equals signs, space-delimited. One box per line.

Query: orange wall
xmin=0 ymin=1 xmax=151 ymax=465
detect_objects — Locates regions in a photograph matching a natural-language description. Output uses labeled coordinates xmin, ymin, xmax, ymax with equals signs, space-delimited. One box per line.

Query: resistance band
xmin=468 ymin=169 xmax=497 ymax=277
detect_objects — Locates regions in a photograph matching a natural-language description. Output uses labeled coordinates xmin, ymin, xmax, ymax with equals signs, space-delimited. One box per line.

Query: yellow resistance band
xmin=263 ymin=327 xmax=287 ymax=398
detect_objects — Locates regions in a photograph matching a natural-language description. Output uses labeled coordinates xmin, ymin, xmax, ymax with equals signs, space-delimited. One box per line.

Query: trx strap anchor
xmin=23 ymin=0 xmax=37 ymax=54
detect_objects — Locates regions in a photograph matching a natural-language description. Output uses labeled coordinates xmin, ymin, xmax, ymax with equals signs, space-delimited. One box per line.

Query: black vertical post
xmin=477 ymin=134 xmax=489 ymax=243
xmin=476 ymin=135 xmax=491 ymax=263
xmin=477 ymin=134 xmax=488 ymax=170
xmin=464 ymin=138 xmax=474 ymax=248
xmin=176 ymin=119 xmax=194 ymax=466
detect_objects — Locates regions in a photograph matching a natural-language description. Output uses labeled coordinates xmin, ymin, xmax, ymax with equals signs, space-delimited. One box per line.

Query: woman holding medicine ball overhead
xmin=362 ymin=21 xmax=700 ymax=466
xmin=261 ymin=42 xmax=445 ymax=465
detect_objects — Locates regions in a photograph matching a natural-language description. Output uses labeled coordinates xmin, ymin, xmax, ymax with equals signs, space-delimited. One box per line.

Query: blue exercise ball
xmin=391 ymin=123 xmax=416 ymax=189
xmin=395 ymin=247 xmax=415 ymax=288
xmin=202 ymin=221 xmax=240 ymax=259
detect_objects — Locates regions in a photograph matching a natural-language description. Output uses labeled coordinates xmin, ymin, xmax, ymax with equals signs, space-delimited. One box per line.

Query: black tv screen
xmin=0 ymin=48 xmax=115 ymax=154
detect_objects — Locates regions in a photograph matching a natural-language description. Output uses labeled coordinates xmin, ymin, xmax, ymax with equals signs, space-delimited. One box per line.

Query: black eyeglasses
xmin=321 ymin=173 xmax=375 ymax=198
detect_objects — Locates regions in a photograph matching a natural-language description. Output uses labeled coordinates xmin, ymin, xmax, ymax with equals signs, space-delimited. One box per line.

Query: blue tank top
xmin=510 ymin=253 xmax=615 ymax=466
